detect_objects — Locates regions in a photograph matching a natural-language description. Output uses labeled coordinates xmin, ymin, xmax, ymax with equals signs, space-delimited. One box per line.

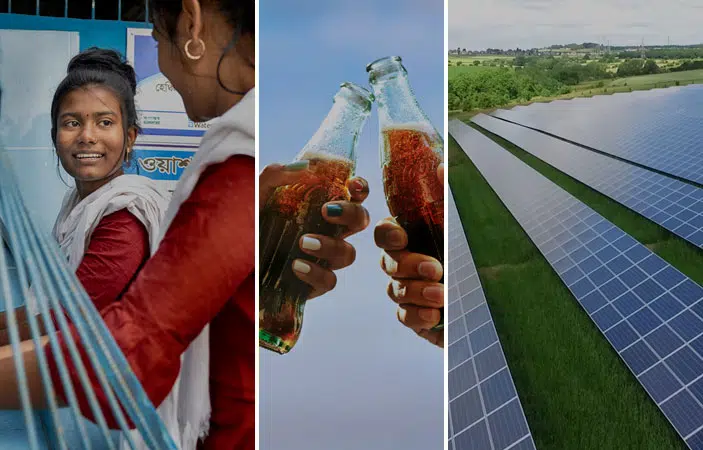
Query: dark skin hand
xmin=259 ymin=162 xmax=370 ymax=299
xmin=375 ymin=164 xmax=444 ymax=348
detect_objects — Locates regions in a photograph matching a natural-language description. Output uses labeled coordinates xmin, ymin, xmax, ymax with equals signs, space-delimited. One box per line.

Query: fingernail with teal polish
xmin=284 ymin=161 xmax=309 ymax=171
xmin=326 ymin=204 xmax=344 ymax=217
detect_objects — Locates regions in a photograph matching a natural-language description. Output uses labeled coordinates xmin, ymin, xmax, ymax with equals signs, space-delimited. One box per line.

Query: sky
xmin=450 ymin=0 xmax=703 ymax=50
xmin=259 ymin=1 xmax=444 ymax=449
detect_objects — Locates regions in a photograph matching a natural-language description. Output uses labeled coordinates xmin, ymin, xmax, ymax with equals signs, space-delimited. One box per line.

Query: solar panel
xmin=450 ymin=118 xmax=703 ymax=450
xmin=491 ymin=85 xmax=703 ymax=185
xmin=447 ymin=188 xmax=536 ymax=450
xmin=471 ymin=113 xmax=703 ymax=248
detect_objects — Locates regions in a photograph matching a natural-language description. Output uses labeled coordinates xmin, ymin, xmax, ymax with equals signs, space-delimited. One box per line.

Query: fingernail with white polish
xmin=398 ymin=307 xmax=407 ymax=322
xmin=301 ymin=236 xmax=321 ymax=251
xmin=392 ymin=280 xmax=407 ymax=298
xmin=384 ymin=253 xmax=398 ymax=274
xmin=292 ymin=260 xmax=311 ymax=274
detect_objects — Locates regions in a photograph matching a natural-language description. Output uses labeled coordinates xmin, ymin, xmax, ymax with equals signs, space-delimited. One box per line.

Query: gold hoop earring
xmin=184 ymin=39 xmax=206 ymax=60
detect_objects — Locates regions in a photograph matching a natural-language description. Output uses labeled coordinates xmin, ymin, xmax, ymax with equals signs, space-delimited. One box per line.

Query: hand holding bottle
xmin=259 ymin=163 xmax=370 ymax=301
xmin=375 ymin=164 xmax=444 ymax=348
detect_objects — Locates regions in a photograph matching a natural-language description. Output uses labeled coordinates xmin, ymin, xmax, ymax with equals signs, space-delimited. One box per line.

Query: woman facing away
xmin=0 ymin=0 xmax=370 ymax=449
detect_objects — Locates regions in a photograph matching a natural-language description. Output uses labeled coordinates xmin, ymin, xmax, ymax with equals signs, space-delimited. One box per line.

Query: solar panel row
xmin=491 ymin=85 xmax=703 ymax=185
xmin=447 ymin=189 xmax=536 ymax=450
xmin=471 ymin=113 xmax=703 ymax=248
xmin=450 ymin=119 xmax=703 ymax=450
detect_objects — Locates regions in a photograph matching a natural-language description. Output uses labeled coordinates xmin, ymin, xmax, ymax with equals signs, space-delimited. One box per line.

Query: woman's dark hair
xmin=149 ymin=0 xmax=254 ymax=94
xmin=50 ymin=47 xmax=140 ymax=166
xmin=149 ymin=0 xmax=254 ymax=40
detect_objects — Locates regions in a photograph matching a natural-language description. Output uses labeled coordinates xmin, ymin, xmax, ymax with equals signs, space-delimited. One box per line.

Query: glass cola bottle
xmin=367 ymin=56 xmax=444 ymax=330
xmin=259 ymin=82 xmax=374 ymax=354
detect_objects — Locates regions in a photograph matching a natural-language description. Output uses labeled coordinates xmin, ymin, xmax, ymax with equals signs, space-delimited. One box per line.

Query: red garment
xmin=75 ymin=209 xmax=150 ymax=312
xmin=46 ymin=155 xmax=256 ymax=449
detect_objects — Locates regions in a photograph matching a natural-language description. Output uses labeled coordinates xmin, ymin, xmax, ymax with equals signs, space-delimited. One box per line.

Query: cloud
xmin=450 ymin=0 xmax=702 ymax=49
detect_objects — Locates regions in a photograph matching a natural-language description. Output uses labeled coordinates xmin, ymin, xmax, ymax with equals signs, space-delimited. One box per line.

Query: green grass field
xmin=449 ymin=120 xmax=703 ymax=449
xmin=448 ymin=64 xmax=503 ymax=78
xmin=609 ymin=68 xmax=703 ymax=87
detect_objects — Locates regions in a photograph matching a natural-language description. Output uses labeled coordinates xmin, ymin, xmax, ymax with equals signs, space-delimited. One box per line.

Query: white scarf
xmin=46 ymin=174 xmax=180 ymax=448
xmin=152 ymin=87 xmax=256 ymax=450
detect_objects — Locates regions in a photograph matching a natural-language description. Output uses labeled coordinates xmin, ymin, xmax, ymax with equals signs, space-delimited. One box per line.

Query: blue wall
xmin=0 ymin=13 xmax=151 ymax=54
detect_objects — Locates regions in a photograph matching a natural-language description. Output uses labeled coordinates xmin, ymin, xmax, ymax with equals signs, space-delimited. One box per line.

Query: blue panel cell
xmin=672 ymin=280 xmax=703 ymax=306
xmin=606 ymin=255 xmax=632 ymax=275
xmin=690 ymin=231 xmax=703 ymax=247
xmin=595 ymin=245 xmax=619 ymax=263
xmin=650 ymin=293 xmax=685 ymax=321
xmin=592 ymin=304 xmax=623 ymax=331
xmin=600 ymin=278 xmax=628 ymax=300
xmin=690 ymin=377 xmax=703 ymax=405
xmin=454 ymin=420 xmax=491 ymax=450
xmin=581 ymin=290 xmax=608 ymax=314
xmin=613 ymin=291 xmax=644 ymax=317
xmin=576 ymin=228 xmax=597 ymax=244
xmin=638 ymin=362 xmax=681 ymax=403
xmin=654 ymin=267 xmax=687 ymax=290
xmin=619 ymin=266 xmax=648 ymax=288
xmin=605 ymin=321 xmax=639 ymax=351
xmin=588 ymin=266 xmax=615 ymax=286
xmin=669 ymin=310 xmax=703 ymax=341
xmin=634 ymin=279 xmax=665 ymax=303
xmin=578 ymin=256 xmax=601 ymax=275
xmin=562 ymin=238 xmax=581 ymax=253
xmin=665 ymin=203 xmax=684 ymax=216
xmin=450 ymin=337 xmax=472 ymax=370
xmin=480 ymin=368 xmax=517 ymax=413
xmin=554 ymin=256 xmax=574 ymax=274
xmin=686 ymin=428 xmax=703 ymax=450
xmin=487 ymin=399 xmax=530 ymax=450
xmin=451 ymin=387 xmax=484 ymax=433
xmin=676 ymin=223 xmax=697 ymax=239
xmin=676 ymin=209 xmax=695 ymax=223
xmin=612 ymin=235 xmax=638 ymax=252
xmin=562 ymin=266 xmax=585 ymax=286
xmin=469 ymin=322 xmax=499 ymax=355
xmin=554 ymin=231 xmax=571 ymax=245
xmin=662 ymin=216 xmax=684 ymax=231
xmin=689 ymin=215 xmax=703 ymax=228
xmin=450 ymin=318 xmax=467 ymax=343
xmin=585 ymin=236 xmax=607 ymax=253
xmin=465 ymin=303 xmax=492 ymax=332
xmin=449 ymin=360 xmax=477 ymax=400
xmin=571 ymin=277 xmax=597 ymax=298
xmin=665 ymin=346 xmax=703 ymax=384
xmin=474 ymin=343 xmax=506 ymax=381
xmin=638 ymin=254 xmax=668 ymax=275
xmin=570 ymin=247 xmax=592 ymax=264
xmin=625 ymin=245 xmax=651 ymax=263
xmin=621 ymin=339 xmax=658 ymax=375
xmin=584 ymin=214 xmax=602 ymax=227
xmin=594 ymin=221 xmax=614 ymax=235
xmin=629 ymin=307 xmax=662 ymax=336
xmin=661 ymin=390 xmax=703 ymax=437
xmin=645 ymin=325 xmax=684 ymax=358
xmin=602 ymin=227 xmax=625 ymax=242
xmin=545 ymin=247 xmax=567 ymax=264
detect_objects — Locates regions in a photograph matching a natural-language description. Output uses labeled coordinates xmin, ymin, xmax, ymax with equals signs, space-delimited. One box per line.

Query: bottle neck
xmin=297 ymin=97 xmax=370 ymax=165
xmin=371 ymin=73 xmax=429 ymax=129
